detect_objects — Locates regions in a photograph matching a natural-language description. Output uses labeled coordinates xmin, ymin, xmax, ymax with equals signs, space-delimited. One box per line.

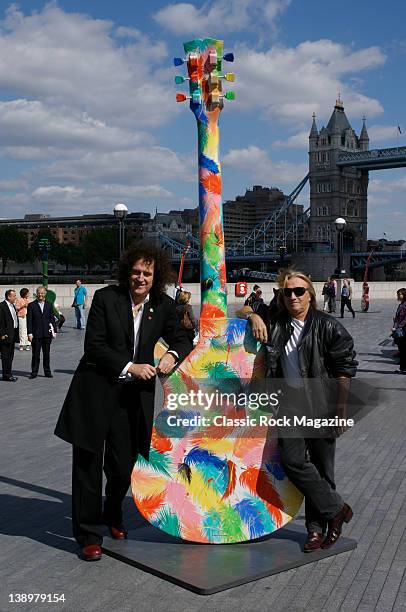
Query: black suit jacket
xmin=54 ymin=285 xmax=191 ymax=456
xmin=0 ymin=301 xmax=19 ymax=344
xmin=27 ymin=300 xmax=55 ymax=339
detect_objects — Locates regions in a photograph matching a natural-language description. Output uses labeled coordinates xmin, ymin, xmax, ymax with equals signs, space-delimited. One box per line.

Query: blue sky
xmin=0 ymin=0 xmax=405 ymax=239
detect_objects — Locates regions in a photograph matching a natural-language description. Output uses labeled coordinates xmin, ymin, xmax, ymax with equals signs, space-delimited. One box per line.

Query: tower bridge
xmin=161 ymin=97 xmax=405 ymax=278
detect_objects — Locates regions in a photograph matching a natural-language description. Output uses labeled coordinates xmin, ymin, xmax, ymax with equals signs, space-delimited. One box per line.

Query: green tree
xmin=54 ymin=242 xmax=85 ymax=272
xmin=0 ymin=226 xmax=29 ymax=274
xmin=82 ymin=228 xmax=118 ymax=272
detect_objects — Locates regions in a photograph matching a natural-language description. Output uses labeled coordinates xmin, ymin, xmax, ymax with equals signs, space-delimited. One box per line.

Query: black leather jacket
xmin=264 ymin=308 xmax=357 ymax=378
xmin=262 ymin=307 xmax=358 ymax=418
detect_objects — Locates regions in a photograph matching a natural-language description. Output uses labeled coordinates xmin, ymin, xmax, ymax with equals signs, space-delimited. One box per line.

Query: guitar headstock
xmin=174 ymin=38 xmax=235 ymax=121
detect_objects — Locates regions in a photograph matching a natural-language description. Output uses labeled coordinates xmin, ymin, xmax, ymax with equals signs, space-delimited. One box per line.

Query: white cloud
xmin=367 ymin=124 xmax=404 ymax=142
xmin=223 ymin=145 xmax=308 ymax=185
xmin=154 ymin=0 xmax=291 ymax=35
xmin=273 ymin=130 xmax=309 ymax=149
xmin=0 ymin=4 xmax=171 ymax=128
xmin=234 ymin=40 xmax=385 ymax=125
xmin=0 ymin=178 xmax=27 ymax=191
xmin=32 ymin=185 xmax=83 ymax=200
xmin=42 ymin=147 xmax=193 ymax=185
xmin=370 ymin=175 xmax=406 ymax=193
xmin=0 ymin=100 xmax=152 ymax=150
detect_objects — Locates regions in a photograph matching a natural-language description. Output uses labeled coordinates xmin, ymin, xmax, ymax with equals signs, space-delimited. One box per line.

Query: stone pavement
xmin=1 ymin=301 xmax=406 ymax=612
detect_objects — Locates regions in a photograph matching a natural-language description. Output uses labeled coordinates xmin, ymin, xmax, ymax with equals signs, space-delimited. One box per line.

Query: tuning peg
xmin=223 ymin=72 xmax=235 ymax=82
xmin=208 ymin=74 xmax=220 ymax=88
xmin=223 ymin=91 xmax=235 ymax=100
xmin=223 ymin=53 xmax=234 ymax=62
xmin=175 ymin=75 xmax=188 ymax=84
xmin=173 ymin=57 xmax=184 ymax=66
xmin=188 ymin=53 xmax=199 ymax=69
xmin=176 ymin=92 xmax=202 ymax=104
xmin=208 ymin=51 xmax=217 ymax=67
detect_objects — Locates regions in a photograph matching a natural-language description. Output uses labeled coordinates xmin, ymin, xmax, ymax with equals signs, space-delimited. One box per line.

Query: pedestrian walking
xmin=72 ymin=280 xmax=88 ymax=330
xmin=27 ymin=286 xmax=56 ymax=379
xmin=340 ymin=280 xmax=355 ymax=318
xmin=392 ymin=288 xmax=406 ymax=374
xmin=322 ymin=277 xmax=332 ymax=312
xmin=15 ymin=288 xmax=31 ymax=350
xmin=244 ymin=284 xmax=260 ymax=308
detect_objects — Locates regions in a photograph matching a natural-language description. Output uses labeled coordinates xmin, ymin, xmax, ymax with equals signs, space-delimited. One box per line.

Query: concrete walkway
xmin=1 ymin=301 xmax=405 ymax=611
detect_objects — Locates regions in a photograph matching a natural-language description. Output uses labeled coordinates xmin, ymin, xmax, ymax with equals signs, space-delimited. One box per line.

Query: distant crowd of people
xmin=1 ymin=277 xmax=405 ymax=382
xmin=0 ymin=280 xmax=87 ymax=381
xmin=322 ymin=276 xmax=355 ymax=318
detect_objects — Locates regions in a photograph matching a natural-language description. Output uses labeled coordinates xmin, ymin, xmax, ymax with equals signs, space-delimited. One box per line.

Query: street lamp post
xmin=334 ymin=217 xmax=346 ymax=278
xmin=38 ymin=237 xmax=51 ymax=289
xmin=113 ymin=203 xmax=128 ymax=259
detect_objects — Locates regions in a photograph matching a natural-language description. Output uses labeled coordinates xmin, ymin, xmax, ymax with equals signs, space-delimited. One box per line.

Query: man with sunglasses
xmin=247 ymin=269 xmax=357 ymax=552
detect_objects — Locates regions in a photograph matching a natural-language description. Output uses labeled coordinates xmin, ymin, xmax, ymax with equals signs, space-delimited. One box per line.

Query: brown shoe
xmin=108 ymin=524 xmax=128 ymax=540
xmin=321 ymin=503 xmax=353 ymax=549
xmin=81 ymin=544 xmax=102 ymax=561
xmin=304 ymin=532 xmax=325 ymax=552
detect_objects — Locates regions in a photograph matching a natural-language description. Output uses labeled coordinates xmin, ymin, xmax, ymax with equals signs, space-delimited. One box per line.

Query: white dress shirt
xmin=120 ymin=294 xmax=150 ymax=379
xmin=119 ymin=293 xmax=179 ymax=380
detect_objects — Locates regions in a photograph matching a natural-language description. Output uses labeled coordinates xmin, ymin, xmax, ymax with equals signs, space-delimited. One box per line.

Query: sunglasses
xmin=283 ymin=287 xmax=307 ymax=297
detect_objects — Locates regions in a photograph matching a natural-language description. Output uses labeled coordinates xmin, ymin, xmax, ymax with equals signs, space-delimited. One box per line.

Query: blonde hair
xmin=177 ymin=290 xmax=191 ymax=305
xmin=276 ymin=268 xmax=318 ymax=312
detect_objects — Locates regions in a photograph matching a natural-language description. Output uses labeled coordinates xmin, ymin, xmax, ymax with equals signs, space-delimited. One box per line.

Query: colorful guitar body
xmin=132 ymin=38 xmax=302 ymax=543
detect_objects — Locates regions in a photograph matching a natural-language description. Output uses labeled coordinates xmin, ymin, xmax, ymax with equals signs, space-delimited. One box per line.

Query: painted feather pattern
xmin=131 ymin=37 xmax=302 ymax=543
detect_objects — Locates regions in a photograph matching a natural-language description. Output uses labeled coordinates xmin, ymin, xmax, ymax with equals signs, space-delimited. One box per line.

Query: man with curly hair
xmin=55 ymin=242 xmax=191 ymax=561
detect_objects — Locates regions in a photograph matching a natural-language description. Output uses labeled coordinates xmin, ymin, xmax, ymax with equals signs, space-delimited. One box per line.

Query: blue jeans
xmin=75 ymin=304 xmax=86 ymax=329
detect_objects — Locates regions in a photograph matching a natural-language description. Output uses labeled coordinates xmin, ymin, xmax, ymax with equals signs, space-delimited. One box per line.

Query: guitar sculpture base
xmin=103 ymin=522 xmax=356 ymax=595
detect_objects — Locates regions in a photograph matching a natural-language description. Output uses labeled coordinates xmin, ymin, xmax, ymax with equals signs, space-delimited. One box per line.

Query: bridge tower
xmin=308 ymin=97 xmax=369 ymax=252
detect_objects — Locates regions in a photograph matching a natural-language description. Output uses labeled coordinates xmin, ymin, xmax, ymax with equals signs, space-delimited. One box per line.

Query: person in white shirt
xmin=27 ymin=286 xmax=56 ymax=379
xmin=55 ymin=243 xmax=192 ymax=562
xmin=247 ymin=269 xmax=357 ymax=553
xmin=0 ymin=289 xmax=19 ymax=381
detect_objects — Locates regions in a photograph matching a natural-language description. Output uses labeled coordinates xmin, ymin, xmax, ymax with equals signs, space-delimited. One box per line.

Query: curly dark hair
xmin=118 ymin=241 xmax=173 ymax=300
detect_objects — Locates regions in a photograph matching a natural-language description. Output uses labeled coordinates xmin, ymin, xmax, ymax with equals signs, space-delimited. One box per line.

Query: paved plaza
xmin=1 ymin=300 xmax=406 ymax=611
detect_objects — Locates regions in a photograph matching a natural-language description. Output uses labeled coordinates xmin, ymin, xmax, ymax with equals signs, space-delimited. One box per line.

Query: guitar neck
xmin=197 ymin=117 xmax=227 ymax=317
xmin=182 ymin=38 xmax=228 ymax=318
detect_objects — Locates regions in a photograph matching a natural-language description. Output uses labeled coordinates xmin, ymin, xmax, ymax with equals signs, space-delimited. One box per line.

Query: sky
xmin=0 ymin=0 xmax=405 ymax=239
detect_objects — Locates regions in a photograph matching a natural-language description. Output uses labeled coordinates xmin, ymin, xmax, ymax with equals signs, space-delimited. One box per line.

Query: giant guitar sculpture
xmin=131 ymin=38 xmax=302 ymax=543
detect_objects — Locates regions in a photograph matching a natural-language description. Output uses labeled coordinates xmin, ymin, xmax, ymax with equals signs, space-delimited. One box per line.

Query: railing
xmin=337 ymin=146 xmax=406 ymax=167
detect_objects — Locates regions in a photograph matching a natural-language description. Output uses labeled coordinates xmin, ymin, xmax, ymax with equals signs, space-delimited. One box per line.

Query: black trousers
xmin=278 ymin=436 xmax=343 ymax=533
xmin=0 ymin=341 xmax=15 ymax=378
xmin=398 ymin=335 xmax=406 ymax=372
xmin=72 ymin=391 xmax=139 ymax=547
xmin=340 ymin=297 xmax=355 ymax=317
xmin=31 ymin=338 xmax=52 ymax=375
